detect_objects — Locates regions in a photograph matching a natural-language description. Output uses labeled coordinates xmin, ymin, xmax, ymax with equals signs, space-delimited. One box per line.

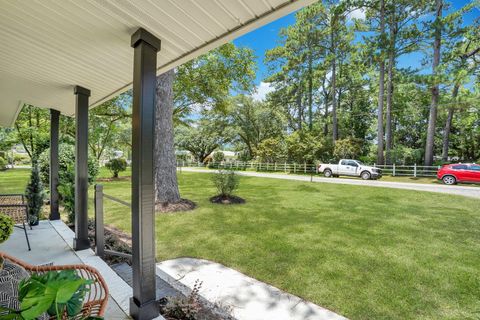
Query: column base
xmin=73 ymin=237 xmax=90 ymax=251
xmin=49 ymin=211 xmax=60 ymax=220
xmin=130 ymin=297 xmax=159 ymax=320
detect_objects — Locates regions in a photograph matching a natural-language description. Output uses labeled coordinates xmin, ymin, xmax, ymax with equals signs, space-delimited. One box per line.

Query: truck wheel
xmin=324 ymin=169 xmax=333 ymax=178
xmin=361 ymin=171 xmax=371 ymax=180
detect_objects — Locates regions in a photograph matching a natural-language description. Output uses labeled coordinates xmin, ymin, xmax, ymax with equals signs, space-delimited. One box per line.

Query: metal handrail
xmin=94 ymin=184 xmax=132 ymax=260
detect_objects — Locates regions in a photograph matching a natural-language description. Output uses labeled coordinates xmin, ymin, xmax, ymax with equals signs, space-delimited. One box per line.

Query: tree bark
xmin=330 ymin=14 xmax=338 ymax=142
xmin=155 ymin=69 xmax=181 ymax=204
xmin=331 ymin=56 xmax=338 ymax=141
xmin=385 ymin=10 xmax=396 ymax=165
xmin=441 ymin=84 xmax=459 ymax=162
xmin=377 ymin=0 xmax=386 ymax=165
xmin=308 ymin=56 xmax=313 ymax=131
xmin=296 ymin=87 xmax=303 ymax=131
xmin=424 ymin=0 xmax=443 ymax=166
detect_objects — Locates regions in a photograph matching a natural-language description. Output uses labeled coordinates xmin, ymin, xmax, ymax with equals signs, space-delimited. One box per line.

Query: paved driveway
xmin=181 ymin=168 xmax=480 ymax=199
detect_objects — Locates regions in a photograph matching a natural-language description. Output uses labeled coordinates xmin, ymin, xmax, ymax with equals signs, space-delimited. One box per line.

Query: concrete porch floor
xmin=0 ymin=220 xmax=131 ymax=319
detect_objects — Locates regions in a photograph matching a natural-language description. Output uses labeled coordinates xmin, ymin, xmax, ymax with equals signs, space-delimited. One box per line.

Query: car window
xmin=452 ymin=165 xmax=468 ymax=170
xmin=348 ymin=161 xmax=358 ymax=167
xmin=340 ymin=160 xmax=348 ymax=165
xmin=469 ymin=165 xmax=480 ymax=171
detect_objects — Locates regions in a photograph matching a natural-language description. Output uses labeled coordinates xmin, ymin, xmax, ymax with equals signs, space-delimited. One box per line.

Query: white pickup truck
xmin=317 ymin=159 xmax=382 ymax=180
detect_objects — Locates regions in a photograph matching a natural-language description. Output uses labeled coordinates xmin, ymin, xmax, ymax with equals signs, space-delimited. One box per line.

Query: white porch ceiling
xmin=0 ymin=0 xmax=315 ymax=127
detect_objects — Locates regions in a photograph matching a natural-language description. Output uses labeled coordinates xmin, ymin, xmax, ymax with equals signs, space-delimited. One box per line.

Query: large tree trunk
xmin=376 ymin=0 xmax=386 ymax=165
xmin=441 ymin=84 xmax=459 ymax=162
xmin=424 ymin=0 xmax=443 ymax=166
xmin=331 ymin=55 xmax=338 ymax=141
xmin=296 ymin=87 xmax=303 ymax=131
xmin=308 ymin=56 xmax=313 ymax=131
xmin=330 ymin=14 xmax=338 ymax=142
xmin=385 ymin=12 xmax=396 ymax=165
xmin=155 ymin=69 xmax=181 ymax=204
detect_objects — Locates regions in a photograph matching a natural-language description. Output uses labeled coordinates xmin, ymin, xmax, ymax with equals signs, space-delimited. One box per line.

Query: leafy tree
xmin=441 ymin=18 xmax=480 ymax=161
xmin=383 ymin=0 xmax=426 ymax=163
xmin=174 ymin=43 xmax=257 ymax=117
xmin=286 ymin=131 xmax=332 ymax=163
xmin=14 ymin=105 xmax=50 ymax=163
xmin=63 ymin=94 xmax=131 ymax=161
xmin=176 ymin=113 xmax=232 ymax=163
xmin=333 ymin=137 xmax=363 ymax=159
xmin=256 ymin=138 xmax=287 ymax=163
xmin=0 ymin=128 xmax=16 ymax=154
xmin=105 ymin=158 xmax=127 ymax=178
xmin=155 ymin=43 xmax=256 ymax=205
xmin=212 ymin=151 xmax=225 ymax=163
xmin=38 ymin=144 xmax=98 ymax=224
xmin=228 ymin=95 xmax=285 ymax=159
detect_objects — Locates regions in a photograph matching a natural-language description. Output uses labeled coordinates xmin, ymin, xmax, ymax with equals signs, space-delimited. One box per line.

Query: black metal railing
xmin=94 ymin=184 xmax=132 ymax=260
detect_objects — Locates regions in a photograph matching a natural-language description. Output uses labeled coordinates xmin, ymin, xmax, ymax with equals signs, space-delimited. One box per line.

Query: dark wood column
xmin=129 ymin=28 xmax=161 ymax=320
xmin=49 ymin=109 xmax=60 ymax=220
xmin=73 ymin=85 xmax=91 ymax=251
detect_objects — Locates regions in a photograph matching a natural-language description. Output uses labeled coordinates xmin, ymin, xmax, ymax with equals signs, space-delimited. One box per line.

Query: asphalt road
xmin=181 ymin=167 xmax=480 ymax=199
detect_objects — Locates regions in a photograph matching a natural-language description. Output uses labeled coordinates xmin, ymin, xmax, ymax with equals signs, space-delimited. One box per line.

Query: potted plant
xmin=25 ymin=164 xmax=45 ymax=226
xmin=0 ymin=269 xmax=103 ymax=319
xmin=0 ymin=214 xmax=14 ymax=244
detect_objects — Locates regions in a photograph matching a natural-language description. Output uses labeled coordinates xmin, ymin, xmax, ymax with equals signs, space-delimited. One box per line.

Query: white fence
xmin=177 ymin=161 xmax=441 ymax=177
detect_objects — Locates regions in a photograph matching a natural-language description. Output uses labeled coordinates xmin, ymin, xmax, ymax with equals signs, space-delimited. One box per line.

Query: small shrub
xmin=38 ymin=144 xmax=99 ymax=187
xmin=105 ymin=158 xmax=127 ymax=178
xmin=38 ymin=144 xmax=98 ymax=224
xmin=0 ymin=157 xmax=7 ymax=170
xmin=0 ymin=214 xmax=14 ymax=244
xmin=212 ymin=151 xmax=225 ymax=163
xmin=161 ymin=280 xmax=203 ymax=320
xmin=58 ymin=164 xmax=76 ymax=224
xmin=211 ymin=170 xmax=239 ymax=197
xmin=25 ymin=164 xmax=45 ymax=225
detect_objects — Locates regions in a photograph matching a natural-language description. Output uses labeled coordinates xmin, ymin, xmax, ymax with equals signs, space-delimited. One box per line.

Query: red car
xmin=437 ymin=163 xmax=480 ymax=185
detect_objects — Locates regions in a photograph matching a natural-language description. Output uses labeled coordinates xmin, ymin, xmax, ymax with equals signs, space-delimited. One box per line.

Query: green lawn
xmin=1 ymin=169 xmax=480 ymax=319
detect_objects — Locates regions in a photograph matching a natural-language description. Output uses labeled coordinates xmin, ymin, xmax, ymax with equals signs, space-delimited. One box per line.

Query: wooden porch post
xmin=49 ymin=109 xmax=60 ymax=220
xmin=130 ymin=27 xmax=161 ymax=320
xmin=73 ymin=86 xmax=91 ymax=251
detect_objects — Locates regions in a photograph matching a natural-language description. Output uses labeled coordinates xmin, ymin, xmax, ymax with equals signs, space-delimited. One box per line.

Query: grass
xmin=1 ymin=168 xmax=480 ymax=319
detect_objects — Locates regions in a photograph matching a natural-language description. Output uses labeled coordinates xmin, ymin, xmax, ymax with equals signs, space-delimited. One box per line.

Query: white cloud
xmin=347 ymin=8 xmax=366 ymax=20
xmin=252 ymin=82 xmax=275 ymax=101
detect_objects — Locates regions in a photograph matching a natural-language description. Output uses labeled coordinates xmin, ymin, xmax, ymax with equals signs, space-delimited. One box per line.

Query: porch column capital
xmin=74 ymin=85 xmax=91 ymax=97
xmin=131 ymin=28 xmax=161 ymax=51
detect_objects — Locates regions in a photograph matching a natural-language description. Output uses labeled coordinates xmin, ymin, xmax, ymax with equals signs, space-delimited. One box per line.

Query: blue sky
xmin=233 ymin=0 xmax=478 ymax=91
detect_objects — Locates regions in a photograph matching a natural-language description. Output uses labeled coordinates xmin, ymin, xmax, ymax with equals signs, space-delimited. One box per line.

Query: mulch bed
xmin=209 ymin=195 xmax=245 ymax=205
xmin=156 ymin=198 xmax=197 ymax=213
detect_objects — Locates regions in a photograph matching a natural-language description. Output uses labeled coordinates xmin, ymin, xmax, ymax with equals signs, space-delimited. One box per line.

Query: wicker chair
xmin=0 ymin=252 xmax=109 ymax=319
xmin=0 ymin=204 xmax=31 ymax=251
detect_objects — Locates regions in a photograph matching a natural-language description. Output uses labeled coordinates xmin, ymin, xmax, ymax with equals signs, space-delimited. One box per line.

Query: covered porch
xmin=0 ymin=1 xmax=315 ymax=319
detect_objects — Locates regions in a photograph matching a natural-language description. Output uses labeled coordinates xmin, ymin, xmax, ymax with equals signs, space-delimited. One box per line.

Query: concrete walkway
xmin=156 ymin=258 xmax=347 ymax=320
xmin=181 ymin=168 xmax=480 ymax=199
